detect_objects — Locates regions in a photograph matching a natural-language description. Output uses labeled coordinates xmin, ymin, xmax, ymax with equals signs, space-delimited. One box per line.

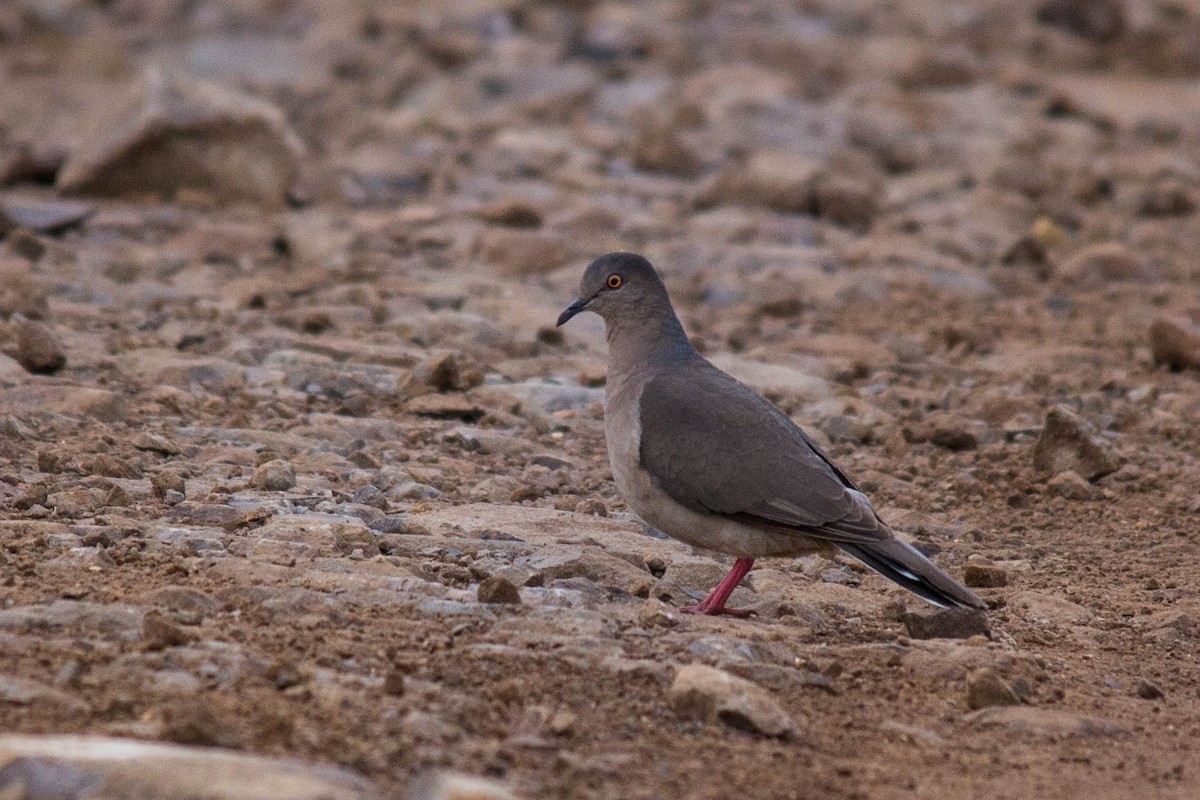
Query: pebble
xmin=812 ymin=176 xmax=877 ymax=230
xmin=1031 ymin=405 xmax=1120 ymax=480
xmin=963 ymin=562 xmax=1008 ymax=588
xmin=14 ymin=319 xmax=66 ymax=374
xmin=1149 ymin=315 xmax=1200 ymax=371
xmin=1046 ymin=470 xmax=1101 ymax=501
xmin=669 ymin=664 xmax=794 ymax=738
xmin=966 ymin=668 xmax=1019 ymax=709
xmin=1060 ymin=242 xmax=1150 ymax=283
xmin=1135 ymin=678 xmax=1164 ymax=700
xmin=473 ymin=228 xmax=569 ymax=277
xmin=902 ymin=608 xmax=991 ymax=640
xmin=250 ymin=459 xmax=296 ymax=492
xmin=476 ymin=575 xmax=522 ymax=605
xmin=964 ymin=706 xmax=1127 ymax=738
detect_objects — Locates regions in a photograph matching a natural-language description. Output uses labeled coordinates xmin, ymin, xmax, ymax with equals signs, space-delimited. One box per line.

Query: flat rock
xmin=58 ymin=71 xmax=303 ymax=208
xmin=964 ymin=707 xmax=1128 ymax=738
xmin=1008 ymin=591 xmax=1094 ymax=626
xmin=1031 ymin=405 xmax=1120 ymax=480
xmin=1060 ymin=242 xmax=1150 ymax=283
xmin=669 ymin=664 xmax=794 ymax=738
xmin=0 ymin=735 xmax=378 ymax=800
xmin=0 ymin=385 xmax=122 ymax=421
xmin=1 ymin=197 xmax=93 ymax=234
xmin=0 ymin=601 xmax=144 ymax=640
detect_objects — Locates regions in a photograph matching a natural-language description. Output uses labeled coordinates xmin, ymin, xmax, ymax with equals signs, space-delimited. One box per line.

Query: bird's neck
xmin=604 ymin=303 xmax=698 ymax=377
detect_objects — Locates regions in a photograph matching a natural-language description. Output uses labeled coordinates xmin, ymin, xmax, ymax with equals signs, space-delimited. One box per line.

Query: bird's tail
xmin=837 ymin=538 xmax=985 ymax=610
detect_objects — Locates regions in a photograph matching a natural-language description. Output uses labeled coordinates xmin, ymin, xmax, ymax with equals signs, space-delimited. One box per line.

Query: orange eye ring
xmin=607 ymin=274 xmax=623 ymax=289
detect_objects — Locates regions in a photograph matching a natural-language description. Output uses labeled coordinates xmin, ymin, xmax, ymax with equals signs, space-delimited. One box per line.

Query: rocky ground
xmin=2 ymin=0 xmax=1200 ymax=798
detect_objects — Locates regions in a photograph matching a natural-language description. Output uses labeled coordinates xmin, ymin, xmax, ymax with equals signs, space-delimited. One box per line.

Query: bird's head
xmin=556 ymin=251 xmax=668 ymax=327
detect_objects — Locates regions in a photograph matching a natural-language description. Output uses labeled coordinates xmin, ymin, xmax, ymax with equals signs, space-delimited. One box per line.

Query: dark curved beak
xmin=556 ymin=297 xmax=589 ymax=327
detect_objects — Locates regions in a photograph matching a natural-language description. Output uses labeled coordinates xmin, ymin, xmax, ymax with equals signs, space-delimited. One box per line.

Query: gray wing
xmin=637 ymin=361 xmax=889 ymax=544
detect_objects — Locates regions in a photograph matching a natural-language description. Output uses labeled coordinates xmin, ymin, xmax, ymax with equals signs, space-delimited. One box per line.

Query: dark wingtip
xmin=838 ymin=541 xmax=985 ymax=610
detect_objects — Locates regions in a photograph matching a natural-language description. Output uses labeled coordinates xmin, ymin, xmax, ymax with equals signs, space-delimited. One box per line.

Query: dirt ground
xmin=3 ymin=1 xmax=1200 ymax=798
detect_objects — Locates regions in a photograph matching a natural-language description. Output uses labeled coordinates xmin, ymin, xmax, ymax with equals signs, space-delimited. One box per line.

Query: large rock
xmin=58 ymin=71 xmax=303 ymax=208
xmin=0 ymin=735 xmax=378 ymax=800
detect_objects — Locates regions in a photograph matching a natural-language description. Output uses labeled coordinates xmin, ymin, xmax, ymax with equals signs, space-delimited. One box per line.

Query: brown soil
xmin=2 ymin=1 xmax=1200 ymax=798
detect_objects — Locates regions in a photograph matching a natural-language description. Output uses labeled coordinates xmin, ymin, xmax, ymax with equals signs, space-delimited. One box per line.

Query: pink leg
xmin=679 ymin=558 xmax=755 ymax=617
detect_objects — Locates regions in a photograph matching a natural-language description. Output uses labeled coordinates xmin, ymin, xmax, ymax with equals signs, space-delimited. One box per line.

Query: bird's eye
xmin=607 ymin=274 xmax=623 ymax=289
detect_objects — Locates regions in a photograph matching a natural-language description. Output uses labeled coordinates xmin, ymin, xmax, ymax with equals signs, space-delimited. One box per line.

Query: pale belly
xmin=604 ymin=379 xmax=830 ymax=560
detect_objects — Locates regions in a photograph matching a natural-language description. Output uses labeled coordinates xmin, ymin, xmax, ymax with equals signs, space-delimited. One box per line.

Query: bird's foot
xmin=678 ymin=603 xmax=755 ymax=618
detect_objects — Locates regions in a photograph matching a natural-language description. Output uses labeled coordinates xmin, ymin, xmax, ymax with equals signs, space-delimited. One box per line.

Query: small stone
xmin=478 ymin=197 xmax=543 ymax=228
xmin=382 ymin=668 xmax=406 ymax=697
xmin=637 ymin=598 xmax=678 ymax=628
xmin=1047 ymin=470 xmax=1101 ymax=501
xmin=87 ymin=454 xmax=142 ymax=479
xmin=1149 ymin=315 xmax=1200 ymax=371
xmin=812 ymin=176 xmax=877 ymax=230
xmin=546 ymin=710 xmax=577 ymax=737
xmin=249 ymin=459 xmax=296 ymax=491
xmin=1139 ymin=178 xmax=1195 ymax=217
xmin=351 ymin=484 xmax=388 ymax=510
xmin=473 ymin=228 xmax=569 ymax=278
xmin=407 ymin=394 xmax=485 ymax=421
xmin=476 ymin=575 xmax=521 ymax=605
xmin=902 ymin=608 xmax=991 ymax=640
xmin=631 ymin=114 xmax=699 ymax=176
xmin=963 ymin=562 xmax=1008 ymax=588
xmin=1135 ymin=678 xmax=1164 ymax=700
xmin=151 ymin=471 xmax=187 ymax=498
xmin=15 ymin=319 xmax=66 ymax=374
xmin=142 ymin=611 xmax=193 ymax=651
xmin=966 ymin=668 xmax=1020 ymax=710
xmin=1036 ymin=0 xmax=1125 ymax=42
xmin=670 ymin=664 xmax=794 ymax=738
xmin=574 ymin=497 xmax=607 ymax=517
xmin=1031 ymin=405 xmax=1120 ymax=480
xmin=408 ymin=771 xmax=517 ymax=800
xmin=1061 ymin=242 xmax=1150 ymax=283
xmin=699 ymin=150 xmax=822 ymax=213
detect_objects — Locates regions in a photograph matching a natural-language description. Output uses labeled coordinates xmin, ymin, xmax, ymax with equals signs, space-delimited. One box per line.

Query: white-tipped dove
xmin=557 ymin=252 xmax=984 ymax=616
